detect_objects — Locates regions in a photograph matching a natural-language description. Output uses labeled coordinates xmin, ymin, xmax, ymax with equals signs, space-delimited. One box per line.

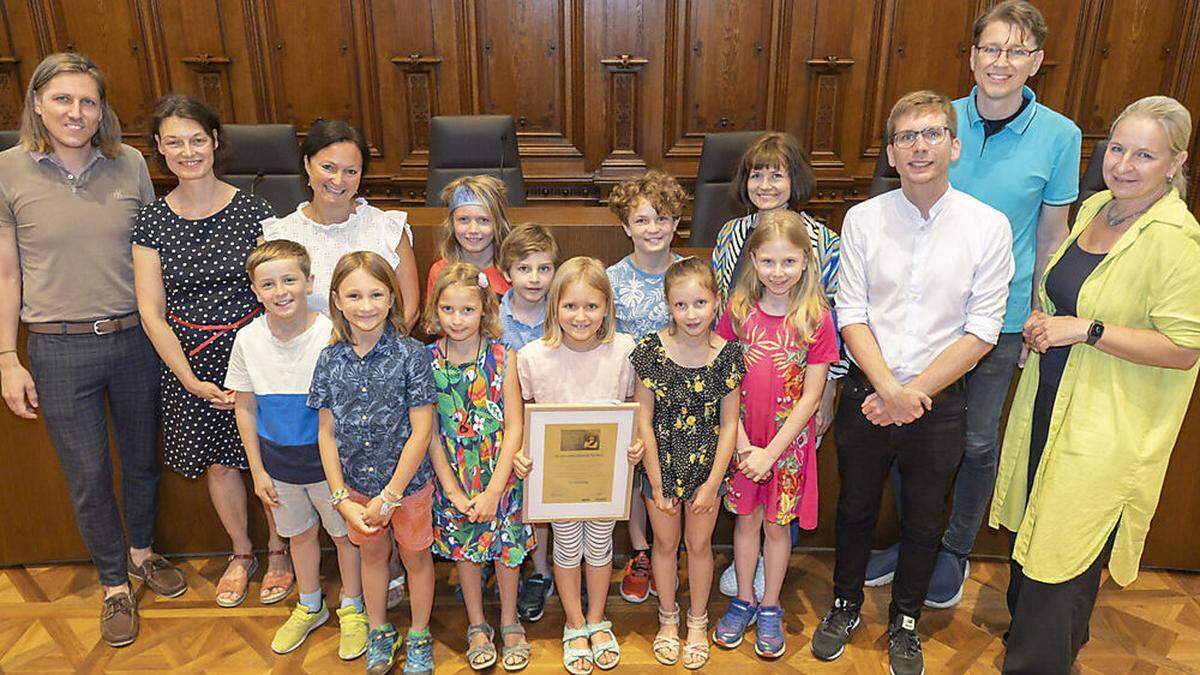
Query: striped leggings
xmin=551 ymin=519 xmax=615 ymax=568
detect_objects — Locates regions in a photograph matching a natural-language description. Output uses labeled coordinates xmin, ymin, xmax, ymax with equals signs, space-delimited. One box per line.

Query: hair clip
xmin=677 ymin=255 xmax=697 ymax=262
xmin=477 ymin=271 xmax=489 ymax=289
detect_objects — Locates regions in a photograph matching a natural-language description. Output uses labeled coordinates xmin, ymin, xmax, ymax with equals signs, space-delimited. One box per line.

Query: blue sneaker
xmin=924 ymin=549 xmax=970 ymax=609
xmin=366 ymin=624 xmax=400 ymax=675
xmin=403 ymin=629 xmax=434 ymax=674
xmin=754 ymin=605 xmax=786 ymax=658
xmin=712 ymin=598 xmax=758 ymax=649
xmin=865 ymin=543 xmax=900 ymax=587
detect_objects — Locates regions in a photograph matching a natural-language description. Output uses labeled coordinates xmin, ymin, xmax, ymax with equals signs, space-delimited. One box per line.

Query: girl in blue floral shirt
xmin=309 ymin=251 xmax=437 ymax=675
xmin=425 ymin=262 xmax=535 ymax=671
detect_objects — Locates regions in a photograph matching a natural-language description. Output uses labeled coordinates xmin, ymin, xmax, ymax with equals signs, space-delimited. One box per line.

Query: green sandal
xmin=466 ymin=622 xmax=496 ymax=670
xmin=562 ymin=623 xmax=594 ymax=675
xmin=500 ymin=622 xmax=531 ymax=671
xmin=587 ymin=619 xmax=620 ymax=671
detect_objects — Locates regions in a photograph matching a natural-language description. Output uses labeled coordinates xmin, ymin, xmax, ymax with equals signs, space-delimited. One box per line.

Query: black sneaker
xmin=809 ymin=597 xmax=860 ymax=661
xmin=517 ymin=573 xmax=553 ymax=622
xmin=888 ymin=614 xmax=924 ymax=675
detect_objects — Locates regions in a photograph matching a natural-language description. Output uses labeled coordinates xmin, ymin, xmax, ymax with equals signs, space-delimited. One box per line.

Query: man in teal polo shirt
xmin=865 ymin=0 xmax=1082 ymax=607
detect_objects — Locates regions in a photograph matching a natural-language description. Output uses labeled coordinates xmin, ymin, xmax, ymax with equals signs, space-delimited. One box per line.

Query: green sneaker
xmin=337 ymin=604 xmax=369 ymax=660
xmin=366 ymin=624 xmax=400 ymax=675
xmin=271 ymin=600 xmax=329 ymax=654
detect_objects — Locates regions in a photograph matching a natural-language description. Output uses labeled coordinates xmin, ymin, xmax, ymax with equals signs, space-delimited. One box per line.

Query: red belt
xmin=169 ymin=306 xmax=262 ymax=357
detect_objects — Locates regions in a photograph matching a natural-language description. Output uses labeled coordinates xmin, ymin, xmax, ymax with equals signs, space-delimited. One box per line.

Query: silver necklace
xmin=1105 ymin=189 xmax=1165 ymax=227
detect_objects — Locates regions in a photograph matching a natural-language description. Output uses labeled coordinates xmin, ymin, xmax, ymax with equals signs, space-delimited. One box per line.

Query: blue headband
xmin=449 ymin=185 xmax=485 ymax=213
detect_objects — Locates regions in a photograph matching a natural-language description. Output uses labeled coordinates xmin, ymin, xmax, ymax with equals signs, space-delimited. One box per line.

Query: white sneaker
xmin=719 ymin=556 xmax=765 ymax=600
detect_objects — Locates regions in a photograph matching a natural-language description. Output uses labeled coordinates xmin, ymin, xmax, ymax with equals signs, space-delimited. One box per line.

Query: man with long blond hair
xmin=0 ymin=52 xmax=182 ymax=647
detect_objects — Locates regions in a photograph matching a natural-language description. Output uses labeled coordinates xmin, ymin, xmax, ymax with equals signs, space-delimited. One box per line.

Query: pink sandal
xmin=215 ymin=553 xmax=258 ymax=608
xmin=259 ymin=546 xmax=295 ymax=605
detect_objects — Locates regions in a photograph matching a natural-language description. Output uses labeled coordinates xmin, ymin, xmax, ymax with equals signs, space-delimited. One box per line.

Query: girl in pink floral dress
xmin=712 ymin=210 xmax=838 ymax=659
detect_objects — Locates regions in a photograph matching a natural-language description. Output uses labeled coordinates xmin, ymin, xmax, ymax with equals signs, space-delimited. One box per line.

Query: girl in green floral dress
xmin=425 ymin=263 xmax=535 ymax=671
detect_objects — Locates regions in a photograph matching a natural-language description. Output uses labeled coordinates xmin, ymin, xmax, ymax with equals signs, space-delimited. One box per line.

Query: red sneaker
xmin=620 ymin=550 xmax=652 ymax=603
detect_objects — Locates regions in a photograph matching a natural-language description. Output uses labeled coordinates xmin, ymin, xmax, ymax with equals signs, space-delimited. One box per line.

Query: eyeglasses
xmin=891 ymin=126 xmax=952 ymax=149
xmin=975 ymin=44 xmax=1041 ymax=62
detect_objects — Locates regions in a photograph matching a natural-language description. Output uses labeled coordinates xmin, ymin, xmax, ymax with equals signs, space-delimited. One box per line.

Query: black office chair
xmin=0 ymin=130 xmax=20 ymax=152
xmin=425 ymin=115 xmax=526 ymax=206
xmin=220 ymin=124 xmax=308 ymax=217
xmin=869 ymin=147 xmax=901 ymax=198
xmin=1077 ymin=139 xmax=1108 ymax=206
xmin=688 ymin=130 xmax=765 ymax=246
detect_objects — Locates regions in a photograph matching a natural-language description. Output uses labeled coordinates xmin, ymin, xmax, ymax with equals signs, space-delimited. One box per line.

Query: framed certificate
xmin=522 ymin=403 xmax=639 ymax=523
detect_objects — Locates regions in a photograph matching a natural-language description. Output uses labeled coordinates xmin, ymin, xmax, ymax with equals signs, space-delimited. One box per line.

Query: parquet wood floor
xmin=0 ymin=551 xmax=1196 ymax=674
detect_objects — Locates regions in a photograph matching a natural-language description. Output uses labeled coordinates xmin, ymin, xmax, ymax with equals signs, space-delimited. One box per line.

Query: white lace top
xmin=261 ymin=198 xmax=411 ymax=316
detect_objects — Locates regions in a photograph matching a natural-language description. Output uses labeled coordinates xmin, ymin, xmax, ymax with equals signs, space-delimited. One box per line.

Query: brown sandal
xmin=260 ymin=546 xmax=295 ymax=605
xmin=215 ymin=553 xmax=258 ymax=608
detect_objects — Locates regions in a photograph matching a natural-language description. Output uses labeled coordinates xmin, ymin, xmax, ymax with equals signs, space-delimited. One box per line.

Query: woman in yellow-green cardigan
xmin=991 ymin=96 xmax=1200 ymax=675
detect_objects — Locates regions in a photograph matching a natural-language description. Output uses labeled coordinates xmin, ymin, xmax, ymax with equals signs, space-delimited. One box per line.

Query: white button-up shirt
xmin=835 ymin=186 xmax=1014 ymax=383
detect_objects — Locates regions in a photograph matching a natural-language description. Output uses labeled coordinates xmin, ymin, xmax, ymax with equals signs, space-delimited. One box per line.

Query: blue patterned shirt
xmin=308 ymin=327 xmax=437 ymax=497
xmin=607 ymin=254 xmax=680 ymax=339
xmin=498 ymin=289 xmax=546 ymax=352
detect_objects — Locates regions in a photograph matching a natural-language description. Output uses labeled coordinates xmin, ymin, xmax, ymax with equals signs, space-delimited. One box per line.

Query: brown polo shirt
xmin=0 ymin=144 xmax=154 ymax=323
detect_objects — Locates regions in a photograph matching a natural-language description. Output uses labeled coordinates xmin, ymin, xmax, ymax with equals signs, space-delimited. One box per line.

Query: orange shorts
xmin=345 ymin=481 xmax=434 ymax=550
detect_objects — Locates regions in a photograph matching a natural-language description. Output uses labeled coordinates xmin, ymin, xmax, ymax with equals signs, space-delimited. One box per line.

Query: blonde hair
xmin=439 ymin=175 xmax=513 ymax=264
xmin=1110 ymin=95 xmax=1192 ymax=198
xmin=542 ymin=257 xmax=616 ymax=348
xmin=663 ymin=257 xmax=720 ymax=336
xmin=607 ymin=170 xmax=689 ymax=223
xmin=423 ymin=261 xmax=503 ymax=339
xmin=21 ymin=52 xmax=122 ymax=158
xmin=327 ymin=251 xmax=407 ymax=344
xmin=246 ymin=239 xmax=311 ymax=280
xmin=886 ymin=90 xmax=957 ymax=144
xmin=498 ymin=222 xmax=559 ymax=271
xmin=728 ymin=210 xmax=826 ymax=343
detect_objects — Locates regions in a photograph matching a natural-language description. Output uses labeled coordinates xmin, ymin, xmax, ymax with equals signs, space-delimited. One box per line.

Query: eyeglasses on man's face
xmin=891 ymin=126 xmax=952 ymax=149
xmin=975 ymin=44 xmax=1041 ymax=63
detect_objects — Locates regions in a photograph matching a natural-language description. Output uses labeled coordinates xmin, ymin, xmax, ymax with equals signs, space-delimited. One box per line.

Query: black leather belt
xmin=845 ymin=364 xmax=964 ymax=404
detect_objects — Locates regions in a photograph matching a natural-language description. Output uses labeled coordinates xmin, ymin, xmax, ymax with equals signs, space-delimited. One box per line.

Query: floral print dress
xmin=428 ymin=339 xmax=534 ymax=566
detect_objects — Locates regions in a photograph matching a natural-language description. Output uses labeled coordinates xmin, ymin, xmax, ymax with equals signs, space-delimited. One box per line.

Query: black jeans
xmin=27 ymin=329 xmax=162 ymax=587
xmin=832 ymin=370 xmax=966 ymax=621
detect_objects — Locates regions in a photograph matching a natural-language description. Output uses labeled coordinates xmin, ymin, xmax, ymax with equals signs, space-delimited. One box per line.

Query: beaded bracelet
xmin=329 ymin=488 xmax=350 ymax=507
xmin=382 ymin=487 xmax=404 ymax=503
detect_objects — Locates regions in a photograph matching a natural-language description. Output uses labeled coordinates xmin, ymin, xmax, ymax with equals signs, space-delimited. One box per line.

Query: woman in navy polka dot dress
xmin=132 ymin=94 xmax=291 ymax=608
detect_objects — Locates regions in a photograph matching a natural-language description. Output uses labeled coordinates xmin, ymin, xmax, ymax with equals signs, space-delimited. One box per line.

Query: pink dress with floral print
xmin=716 ymin=304 xmax=838 ymax=528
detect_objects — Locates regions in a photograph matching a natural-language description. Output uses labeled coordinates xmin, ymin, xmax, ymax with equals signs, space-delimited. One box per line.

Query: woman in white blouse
xmin=262 ymin=119 xmax=420 ymax=328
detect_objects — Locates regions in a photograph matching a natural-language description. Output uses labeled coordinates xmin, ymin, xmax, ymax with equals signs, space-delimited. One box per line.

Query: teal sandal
xmin=562 ymin=623 xmax=594 ymax=675
xmin=500 ymin=622 xmax=531 ymax=671
xmin=587 ymin=619 xmax=621 ymax=670
xmin=466 ymin=623 xmax=496 ymax=670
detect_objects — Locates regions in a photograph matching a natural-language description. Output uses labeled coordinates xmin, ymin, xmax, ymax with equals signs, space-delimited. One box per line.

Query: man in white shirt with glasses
xmin=809 ymin=90 xmax=1014 ymax=675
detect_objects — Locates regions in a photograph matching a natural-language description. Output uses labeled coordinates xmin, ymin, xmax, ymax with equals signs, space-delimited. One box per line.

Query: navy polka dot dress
xmin=132 ymin=189 xmax=273 ymax=478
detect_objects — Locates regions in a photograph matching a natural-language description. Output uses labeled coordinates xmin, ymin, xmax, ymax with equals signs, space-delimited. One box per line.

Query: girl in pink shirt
xmin=712 ymin=210 xmax=838 ymax=658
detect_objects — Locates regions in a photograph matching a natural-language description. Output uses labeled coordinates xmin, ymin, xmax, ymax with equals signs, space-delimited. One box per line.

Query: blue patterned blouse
xmin=308 ymin=326 xmax=437 ymax=497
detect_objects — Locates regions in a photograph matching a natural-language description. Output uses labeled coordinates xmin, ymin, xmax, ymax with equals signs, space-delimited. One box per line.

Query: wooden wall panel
xmin=663 ymin=0 xmax=779 ymax=159
xmin=35 ymin=0 xmax=158 ymax=139
xmin=1070 ymin=0 xmax=1193 ymax=145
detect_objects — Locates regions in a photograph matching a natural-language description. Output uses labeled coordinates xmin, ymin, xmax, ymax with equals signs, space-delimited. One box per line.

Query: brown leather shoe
xmin=100 ymin=592 xmax=138 ymax=647
xmin=128 ymin=553 xmax=187 ymax=598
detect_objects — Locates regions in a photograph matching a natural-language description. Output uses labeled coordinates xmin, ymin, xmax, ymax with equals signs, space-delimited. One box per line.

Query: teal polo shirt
xmin=951 ymin=86 xmax=1081 ymax=333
